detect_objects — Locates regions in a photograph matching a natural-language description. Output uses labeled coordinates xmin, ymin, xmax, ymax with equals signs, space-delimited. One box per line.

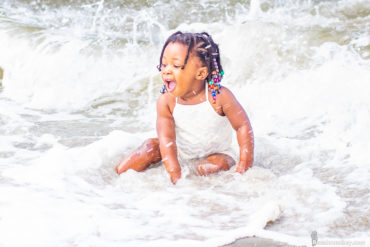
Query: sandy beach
xmin=223 ymin=237 xmax=296 ymax=247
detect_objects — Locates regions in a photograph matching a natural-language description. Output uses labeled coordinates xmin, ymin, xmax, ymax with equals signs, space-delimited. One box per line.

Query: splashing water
xmin=1 ymin=0 xmax=369 ymax=246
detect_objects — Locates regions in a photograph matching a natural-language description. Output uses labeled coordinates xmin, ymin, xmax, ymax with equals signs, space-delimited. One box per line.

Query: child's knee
xmin=206 ymin=154 xmax=235 ymax=170
xmin=143 ymin=138 xmax=159 ymax=149
xmin=142 ymin=138 xmax=161 ymax=161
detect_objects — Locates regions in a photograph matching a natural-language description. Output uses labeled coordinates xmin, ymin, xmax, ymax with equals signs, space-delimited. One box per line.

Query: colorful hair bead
xmin=208 ymin=57 xmax=224 ymax=103
xmin=158 ymin=32 xmax=224 ymax=98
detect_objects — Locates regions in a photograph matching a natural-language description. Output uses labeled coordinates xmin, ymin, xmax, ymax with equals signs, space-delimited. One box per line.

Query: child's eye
xmin=160 ymin=64 xmax=182 ymax=70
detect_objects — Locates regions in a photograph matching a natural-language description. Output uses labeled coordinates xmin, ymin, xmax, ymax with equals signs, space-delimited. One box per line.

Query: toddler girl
xmin=116 ymin=31 xmax=254 ymax=184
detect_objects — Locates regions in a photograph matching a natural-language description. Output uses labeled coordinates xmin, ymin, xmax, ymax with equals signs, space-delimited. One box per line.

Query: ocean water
xmin=0 ymin=0 xmax=369 ymax=246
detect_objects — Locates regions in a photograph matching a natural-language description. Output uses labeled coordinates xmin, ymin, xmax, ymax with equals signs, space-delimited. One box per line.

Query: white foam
xmin=1 ymin=130 xmax=283 ymax=246
xmin=1 ymin=0 xmax=370 ymax=246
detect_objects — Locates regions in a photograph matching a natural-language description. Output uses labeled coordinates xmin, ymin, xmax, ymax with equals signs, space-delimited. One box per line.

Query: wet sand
xmin=222 ymin=237 xmax=297 ymax=247
xmin=0 ymin=67 xmax=3 ymax=87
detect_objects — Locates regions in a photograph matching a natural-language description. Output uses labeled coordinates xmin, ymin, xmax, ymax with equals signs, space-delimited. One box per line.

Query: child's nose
xmin=163 ymin=66 xmax=172 ymax=74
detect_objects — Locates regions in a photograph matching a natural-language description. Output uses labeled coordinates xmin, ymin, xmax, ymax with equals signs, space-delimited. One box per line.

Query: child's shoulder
xmin=218 ymin=85 xmax=237 ymax=103
xmin=219 ymin=85 xmax=233 ymax=94
xmin=157 ymin=91 xmax=176 ymax=104
xmin=157 ymin=92 xmax=176 ymax=114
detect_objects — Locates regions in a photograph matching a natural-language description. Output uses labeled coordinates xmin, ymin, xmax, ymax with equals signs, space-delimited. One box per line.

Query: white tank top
xmin=173 ymin=84 xmax=235 ymax=161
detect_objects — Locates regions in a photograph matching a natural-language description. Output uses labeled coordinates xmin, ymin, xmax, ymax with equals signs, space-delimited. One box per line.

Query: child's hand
xmin=169 ymin=170 xmax=181 ymax=184
xmin=236 ymin=160 xmax=252 ymax=174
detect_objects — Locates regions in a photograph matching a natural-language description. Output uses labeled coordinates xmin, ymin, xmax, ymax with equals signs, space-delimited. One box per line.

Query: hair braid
xmin=158 ymin=31 xmax=224 ymax=102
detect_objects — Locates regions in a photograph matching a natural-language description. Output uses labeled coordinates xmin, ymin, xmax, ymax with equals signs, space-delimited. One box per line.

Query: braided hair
xmin=158 ymin=31 xmax=224 ymax=103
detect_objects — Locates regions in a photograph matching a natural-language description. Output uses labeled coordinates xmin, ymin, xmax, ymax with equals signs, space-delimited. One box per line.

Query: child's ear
xmin=196 ymin=67 xmax=208 ymax=81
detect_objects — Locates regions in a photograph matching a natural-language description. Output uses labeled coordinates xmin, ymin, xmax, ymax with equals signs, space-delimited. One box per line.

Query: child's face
xmin=160 ymin=42 xmax=205 ymax=98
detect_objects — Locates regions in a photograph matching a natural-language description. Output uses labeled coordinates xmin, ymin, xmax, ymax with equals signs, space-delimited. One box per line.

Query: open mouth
xmin=165 ymin=80 xmax=176 ymax=92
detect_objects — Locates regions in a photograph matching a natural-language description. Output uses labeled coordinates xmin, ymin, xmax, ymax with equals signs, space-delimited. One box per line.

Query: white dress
xmin=173 ymin=84 xmax=236 ymax=162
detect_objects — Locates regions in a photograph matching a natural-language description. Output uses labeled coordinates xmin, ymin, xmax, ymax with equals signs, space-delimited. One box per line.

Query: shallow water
xmin=1 ymin=0 xmax=369 ymax=246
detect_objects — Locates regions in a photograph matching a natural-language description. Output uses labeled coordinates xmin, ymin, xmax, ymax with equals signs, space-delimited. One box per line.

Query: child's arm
xmin=156 ymin=94 xmax=181 ymax=184
xmin=219 ymin=87 xmax=254 ymax=173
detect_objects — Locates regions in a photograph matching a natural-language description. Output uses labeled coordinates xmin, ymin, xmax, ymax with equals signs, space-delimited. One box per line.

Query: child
xmin=116 ymin=31 xmax=254 ymax=184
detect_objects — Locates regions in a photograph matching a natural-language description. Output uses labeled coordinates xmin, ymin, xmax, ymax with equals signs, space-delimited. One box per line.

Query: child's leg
xmin=116 ymin=138 xmax=162 ymax=174
xmin=196 ymin=153 xmax=236 ymax=176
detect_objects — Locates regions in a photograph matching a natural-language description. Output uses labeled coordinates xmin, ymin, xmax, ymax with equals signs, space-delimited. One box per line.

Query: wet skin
xmin=116 ymin=42 xmax=254 ymax=184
